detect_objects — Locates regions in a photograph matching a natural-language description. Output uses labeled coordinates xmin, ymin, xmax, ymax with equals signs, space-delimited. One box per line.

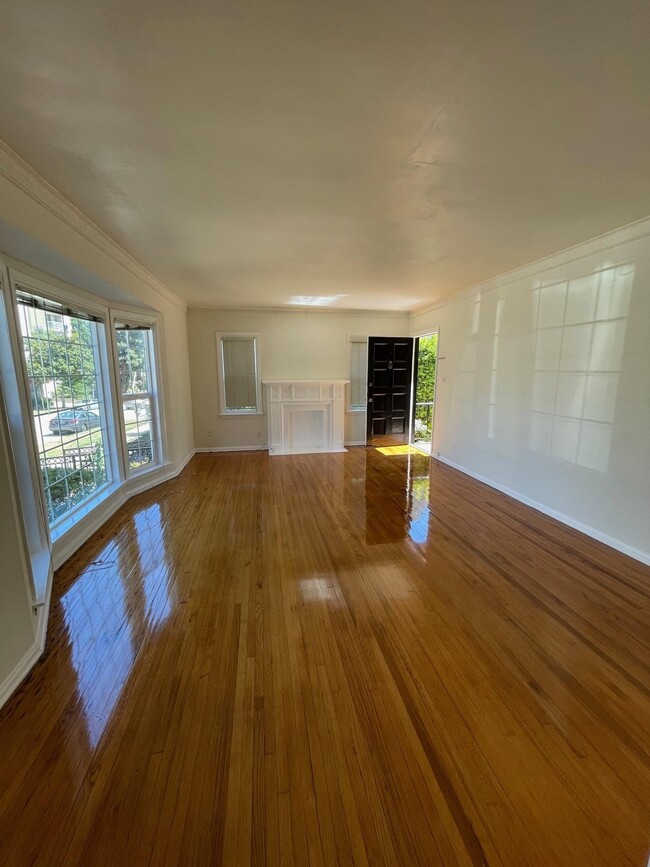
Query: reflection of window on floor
xmin=61 ymin=542 xmax=134 ymax=748
xmin=529 ymin=264 xmax=633 ymax=472
xmin=408 ymin=468 xmax=431 ymax=545
xmin=115 ymin=323 xmax=158 ymax=473
xmin=16 ymin=288 xmax=109 ymax=525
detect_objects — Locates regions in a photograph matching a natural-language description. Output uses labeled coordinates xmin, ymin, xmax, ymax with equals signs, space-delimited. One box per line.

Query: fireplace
xmin=264 ymin=381 xmax=348 ymax=455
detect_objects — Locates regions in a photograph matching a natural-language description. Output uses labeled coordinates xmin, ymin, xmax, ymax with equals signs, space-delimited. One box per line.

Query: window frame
xmin=7 ymin=268 xmax=120 ymax=538
xmin=0 ymin=257 xmax=51 ymax=604
xmin=347 ymin=334 xmax=368 ymax=414
xmin=216 ymin=332 xmax=263 ymax=417
xmin=110 ymin=310 xmax=165 ymax=478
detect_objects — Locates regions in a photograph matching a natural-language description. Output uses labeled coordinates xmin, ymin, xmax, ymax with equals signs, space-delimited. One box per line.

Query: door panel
xmin=373 ymin=369 xmax=389 ymax=388
xmin=373 ymin=342 xmax=390 ymax=362
xmin=367 ymin=337 xmax=414 ymax=446
xmin=394 ymin=342 xmax=411 ymax=362
xmin=373 ymin=393 xmax=388 ymax=412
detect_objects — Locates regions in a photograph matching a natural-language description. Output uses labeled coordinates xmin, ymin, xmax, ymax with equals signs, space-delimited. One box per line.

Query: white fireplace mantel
xmin=264 ymin=380 xmax=348 ymax=456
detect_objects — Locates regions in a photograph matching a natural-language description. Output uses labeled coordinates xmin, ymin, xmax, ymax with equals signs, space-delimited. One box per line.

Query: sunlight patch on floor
xmin=375 ymin=445 xmax=423 ymax=456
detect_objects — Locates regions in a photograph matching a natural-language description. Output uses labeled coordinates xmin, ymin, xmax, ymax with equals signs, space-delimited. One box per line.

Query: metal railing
xmin=412 ymin=401 xmax=434 ymax=442
xmin=127 ymin=436 xmax=153 ymax=468
xmin=41 ymin=446 xmax=97 ymax=471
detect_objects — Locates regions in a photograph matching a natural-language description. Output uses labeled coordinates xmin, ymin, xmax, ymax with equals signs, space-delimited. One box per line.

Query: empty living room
xmin=0 ymin=1 xmax=648 ymax=865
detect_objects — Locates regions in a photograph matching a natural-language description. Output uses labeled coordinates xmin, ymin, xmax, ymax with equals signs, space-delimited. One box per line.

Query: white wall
xmin=412 ymin=219 xmax=650 ymax=563
xmin=0 ymin=141 xmax=194 ymax=707
xmin=188 ymin=308 xmax=409 ymax=449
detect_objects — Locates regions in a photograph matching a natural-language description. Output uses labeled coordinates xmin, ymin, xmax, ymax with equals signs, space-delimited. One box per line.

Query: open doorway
xmin=410 ymin=332 xmax=438 ymax=454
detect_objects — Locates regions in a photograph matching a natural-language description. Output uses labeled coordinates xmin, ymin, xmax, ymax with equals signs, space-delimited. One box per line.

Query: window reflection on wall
xmin=452 ymin=296 xmax=480 ymax=425
xmin=529 ymin=264 xmax=633 ymax=472
xmin=488 ymin=298 xmax=507 ymax=439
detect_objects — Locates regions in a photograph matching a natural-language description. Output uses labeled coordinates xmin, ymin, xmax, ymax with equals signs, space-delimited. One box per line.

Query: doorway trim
xmin=410 ymin=329 xmax=440 ymax=455
xmin=366 ymin=336 xmax=415 ymax=447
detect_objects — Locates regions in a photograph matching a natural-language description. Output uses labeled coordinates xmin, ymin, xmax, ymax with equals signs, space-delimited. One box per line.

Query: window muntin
xmin=348 ymin=336 xmax=368 ymax=411
xmin=115 ymin=324 xmax=158 ymax=472
xmin=218 ymin=334 xmax=261 ymax=414
xmin=16 ymin=288 xmax=110 ymax=525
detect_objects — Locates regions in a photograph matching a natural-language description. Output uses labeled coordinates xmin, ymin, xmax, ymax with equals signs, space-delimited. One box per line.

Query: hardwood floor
xmin=0 ymin=449 xmax=648 ymax=866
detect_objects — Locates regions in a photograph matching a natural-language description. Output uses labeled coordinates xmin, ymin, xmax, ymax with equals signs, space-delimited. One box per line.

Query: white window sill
xmin=50 ymin=480 xmax=121 ymax=544
xmin=346 ymin=408 xmax=366 ymax=415
xmin=127 ymin=460 xmax=162 ymax=480
xmin=219 ymin=411 xmax=265 ymax=418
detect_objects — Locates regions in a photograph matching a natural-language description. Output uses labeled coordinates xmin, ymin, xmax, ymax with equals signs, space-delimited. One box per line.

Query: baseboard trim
xmin=436 ymin=455 xmax=650 ymax=566
xmin=169 ymin=448 xmax=196 ymax=476
xmin=344 ymin=440 xmax=366 ymax=447
xmin=0 ymin=642 xmax=42 ymax=712
xmin=269 ymin=447 xmax=347 ymax=456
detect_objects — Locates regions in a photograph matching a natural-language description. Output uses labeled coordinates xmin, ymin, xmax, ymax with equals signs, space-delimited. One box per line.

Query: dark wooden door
xmin=366 ymin=337 xmax=414 ymax=446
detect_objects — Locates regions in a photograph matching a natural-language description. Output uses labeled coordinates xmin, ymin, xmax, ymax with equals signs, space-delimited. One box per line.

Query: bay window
xmin=114 ymin=321 xmax=159 ymax=473
xmin=15 ymin=287 xmax=111 ymax=525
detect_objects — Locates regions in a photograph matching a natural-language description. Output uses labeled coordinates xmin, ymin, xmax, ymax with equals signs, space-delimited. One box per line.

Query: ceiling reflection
xmin=299 ymin=575 xmax=342 ymax=605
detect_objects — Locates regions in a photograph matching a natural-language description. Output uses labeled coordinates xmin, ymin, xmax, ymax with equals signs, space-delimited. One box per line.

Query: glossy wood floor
xmin=1 ymin=449 xmax=649 ymax=867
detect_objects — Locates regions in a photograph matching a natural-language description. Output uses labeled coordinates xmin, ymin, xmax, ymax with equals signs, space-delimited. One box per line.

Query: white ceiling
xmin=0 ymin=0 xmax=649 ymax=311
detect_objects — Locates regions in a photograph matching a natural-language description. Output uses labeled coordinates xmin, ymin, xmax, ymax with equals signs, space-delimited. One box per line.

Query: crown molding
xmin=0 ymin=139 xmax=186 ymax=312
xmin=408 ymin=286 xmax=476 ymax=320
xmin=410 ymin=215 xmax=650 ymax=321
xmin=187 ymin=304 xmax=410 ymax=318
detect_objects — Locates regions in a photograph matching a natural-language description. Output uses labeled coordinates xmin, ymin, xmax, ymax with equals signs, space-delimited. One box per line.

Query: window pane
xmin=222 ymin=337 xmax=258 ymax=412
xmin=115 ymin=328 xmax=150 ymax=394
xmin=115 ymin=325 xmax=159 ymax=475
xmin=123 ymin=396 xmax=155 ymax=470
xmin=16 ymin=288 xmax=110 ymax=525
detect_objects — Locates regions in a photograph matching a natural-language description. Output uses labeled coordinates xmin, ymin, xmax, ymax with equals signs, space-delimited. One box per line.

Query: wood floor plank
xmin=0 ymin=449 xmax=648 ymax=866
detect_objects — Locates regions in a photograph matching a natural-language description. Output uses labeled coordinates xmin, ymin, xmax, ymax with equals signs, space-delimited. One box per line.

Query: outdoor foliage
xmin=115 ymin=330 xmax=149 ymax=394
xmin=415 ymin=333 xmax=437 ymax=404
xmin=413 ymin=333 xmax=438 ymax=442
xmin=24 ymin=321 xmax=96 ymax=404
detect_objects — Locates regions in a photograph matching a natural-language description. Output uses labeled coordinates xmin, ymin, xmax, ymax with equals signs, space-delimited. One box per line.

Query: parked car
xmin=123 ymin=400 xmax=149 ymax=420
xmin=49 ymin=410 xmax=101 ymax=434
